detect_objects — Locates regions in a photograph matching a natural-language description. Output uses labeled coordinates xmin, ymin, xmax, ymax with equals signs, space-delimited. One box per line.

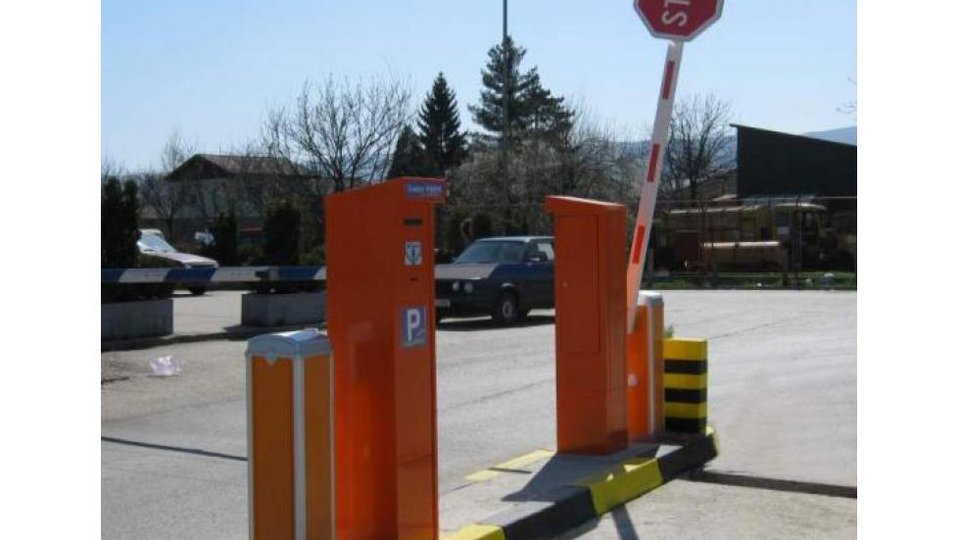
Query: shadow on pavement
xmin=686 ymin=470 xmax=857 ymax=499
xmin=501 ymin=445 xmax=659 ymax=503
xmin=610 ymin=505 xmax=642 ymax=540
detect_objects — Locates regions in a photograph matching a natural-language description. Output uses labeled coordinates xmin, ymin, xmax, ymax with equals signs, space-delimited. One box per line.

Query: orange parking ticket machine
xmin=545 ymin=196 xmax=628 ymax=455
xmin=325 ymin=177 xmax=446 ymax=540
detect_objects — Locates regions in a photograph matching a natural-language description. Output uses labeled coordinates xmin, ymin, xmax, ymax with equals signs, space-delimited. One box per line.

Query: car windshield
xmin=138 ymin=234 xmax=177 ymax=253
xmin=455 ymin=240 xmax=526 ymax=264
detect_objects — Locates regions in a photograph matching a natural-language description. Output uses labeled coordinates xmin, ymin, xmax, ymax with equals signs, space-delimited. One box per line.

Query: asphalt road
xmin=101 ymin=289 xmax=856 ymax=539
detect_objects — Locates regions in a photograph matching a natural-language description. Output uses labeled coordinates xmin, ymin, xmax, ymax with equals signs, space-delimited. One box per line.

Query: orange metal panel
xmin=250 ymin=357 xmax=294 ymax=540
xmin=556 ymin=214 xmax=601 ymax=358
xmin=651 ymin=300 xmax=665 ymax=434
xmin=626 ymin=296 xmax=666 ymax=441
xmin=326 ymin=177 xmax=445 ymax=540
xmin=304 ymin=355 xmax=334 ymax=540
xmin=396 ymin=455 xmax=437 ymax=540
xmin=546 ymin=196 xmax=628 ymax=455
xmin=627 ymin=307 xmax=649 ymax=439
xmin=554 ymin=389 xmax=611 ymax=454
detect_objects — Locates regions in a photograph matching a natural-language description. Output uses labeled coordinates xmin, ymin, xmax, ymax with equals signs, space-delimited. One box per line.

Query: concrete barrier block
xmin=241 ymin=292 xmax=326 ymax=327
xmin=101 ymin=298 xmax=174 ymax=340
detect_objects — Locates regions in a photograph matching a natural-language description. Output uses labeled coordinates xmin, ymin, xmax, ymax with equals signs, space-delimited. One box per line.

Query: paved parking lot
xmin=102 ymin=289 xmax=856 ymax=539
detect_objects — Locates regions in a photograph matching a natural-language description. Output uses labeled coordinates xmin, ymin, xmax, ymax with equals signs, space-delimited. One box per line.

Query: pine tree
xmin=469 ymin=36 xmax=574 ymax=146
xmin=387 ymin=124 xmax=430 ymax=177
xmin=469 ymin=36 xmax=537 ymax=143
xmin=417 ymin=72 xmax=467 ymax=175
xmin=524 ymin=73 xmax=574 ymax=145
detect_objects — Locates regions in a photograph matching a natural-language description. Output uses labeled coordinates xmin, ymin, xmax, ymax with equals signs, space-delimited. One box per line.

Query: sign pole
xmin=626 ymin=39 xmax=683 ymax=332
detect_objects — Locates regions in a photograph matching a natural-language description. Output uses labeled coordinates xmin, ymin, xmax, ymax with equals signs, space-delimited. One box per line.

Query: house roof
xmin=166 ymin=154 xmax=315 ymax=181
xmin=731 ymin=124 xmax=857 ymax=148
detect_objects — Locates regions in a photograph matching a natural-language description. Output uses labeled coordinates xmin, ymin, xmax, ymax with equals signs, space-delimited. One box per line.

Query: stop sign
xmin=633 ymin=0 xmax=724 ymax=41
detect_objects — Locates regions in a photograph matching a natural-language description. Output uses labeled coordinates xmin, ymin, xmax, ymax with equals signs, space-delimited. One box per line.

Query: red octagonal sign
xmin=634 ymin=0 xmax=724 ymax=41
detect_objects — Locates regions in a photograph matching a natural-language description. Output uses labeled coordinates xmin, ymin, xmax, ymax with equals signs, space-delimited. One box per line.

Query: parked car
xmin=137 ymin=229 xmax=219 ymax=295
xmin=435 ymin=236 xmax=555 ymax=325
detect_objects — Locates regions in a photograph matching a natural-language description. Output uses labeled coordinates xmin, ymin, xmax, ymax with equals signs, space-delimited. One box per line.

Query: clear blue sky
xmin=102 ymin=0 xmax=856 ymax=171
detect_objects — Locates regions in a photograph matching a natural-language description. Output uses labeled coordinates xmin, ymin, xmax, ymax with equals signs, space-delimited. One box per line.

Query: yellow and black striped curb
xmin=664 ymin=338 xmax=708 ymax=434
xmin=444 ymin=427 xmax=718 ymax=540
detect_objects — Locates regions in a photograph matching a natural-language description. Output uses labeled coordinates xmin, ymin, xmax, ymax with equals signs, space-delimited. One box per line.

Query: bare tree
xmin=837 ymin=77 xmax=857 ymax=116
xmin=662 ymin=93 xmax=735 ymax=201
xmin=448 ymin=111 xmax=641 ymax=237
xmin=263 ymin=75 xmax=412 ymax=193
xmin=159 ymin=131 xmax=193 ymax=172
xmin=227 ymin=141 xmax=287 ymax=219
xmin=138 ymin=132 xmax=194 ymax=240
xmin=101 ymin=155 xmax=124 ymax=183
xmin=561 ymin=112 xmax=642 ymax=202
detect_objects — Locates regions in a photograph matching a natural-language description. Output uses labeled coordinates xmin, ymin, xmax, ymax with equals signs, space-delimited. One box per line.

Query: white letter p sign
xmin=401 ymin=306 xmax=427 ymax=348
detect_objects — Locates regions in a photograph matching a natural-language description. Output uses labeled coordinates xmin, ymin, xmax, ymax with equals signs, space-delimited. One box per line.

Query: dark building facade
xmin=734 ymin=124 xmax=856 ymax=198
xmin=732 ymin=124 xmax=857 ymax=270
xmin=653 ymin=125 xmax=857 ymax=273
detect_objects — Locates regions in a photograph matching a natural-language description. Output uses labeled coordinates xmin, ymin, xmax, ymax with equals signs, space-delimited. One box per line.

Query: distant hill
xmin=616 ymin=135 xmax=737 ymax=168
xmin=614 ymin=126 xmax=856 ymax=173
xmin=803 ymin=126 xmax=857 ymax=146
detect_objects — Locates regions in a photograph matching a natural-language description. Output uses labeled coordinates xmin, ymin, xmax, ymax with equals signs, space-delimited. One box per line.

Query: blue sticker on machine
xmin=404 ymin=182 xmax=444 ymax=198
xmin=401 ymin=306 xmax=428 ymax=348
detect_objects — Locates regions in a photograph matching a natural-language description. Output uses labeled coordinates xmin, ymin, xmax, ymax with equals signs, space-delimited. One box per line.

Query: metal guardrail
xmin=101 ymin=266 xmax=326 ymax=284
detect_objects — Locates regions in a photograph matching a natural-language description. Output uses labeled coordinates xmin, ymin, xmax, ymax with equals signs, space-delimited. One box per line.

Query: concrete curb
xmin=101 ymin=323 xmax=327 ymax=352
xmin=445 ymin=427 xmax=718 ymax=540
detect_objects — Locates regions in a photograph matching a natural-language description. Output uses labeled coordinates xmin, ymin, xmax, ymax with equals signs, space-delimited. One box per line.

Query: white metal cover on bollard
xmin=640 ymin=291 xmax=663 ymax=307
xmin=641 ymin=291 xmax=665 ymax=436
xmin=245 ymin=327 xmax=332 ymax=361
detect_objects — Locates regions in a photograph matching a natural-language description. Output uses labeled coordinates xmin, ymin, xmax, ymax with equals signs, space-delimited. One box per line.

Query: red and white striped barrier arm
xmin=626 ymin=40 xmax=684 ymax=333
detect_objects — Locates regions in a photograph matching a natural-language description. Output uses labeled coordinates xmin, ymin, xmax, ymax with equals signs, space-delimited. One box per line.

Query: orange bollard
xmin=546 ymin=196 xmax=628 ymax=455
xmin=245 ymin=328 xmax=334 ymax=540
xmin=626 ymin=291 xmax=665 ymax=441
xmin=326 ymin=177 xmax=446 ymax=540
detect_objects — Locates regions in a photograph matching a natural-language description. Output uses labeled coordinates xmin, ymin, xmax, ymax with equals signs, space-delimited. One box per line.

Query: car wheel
xmin=188 ymin=287 xmax=207 ymax=296
xmin=491 ymin=291 xmax=520 ymax=325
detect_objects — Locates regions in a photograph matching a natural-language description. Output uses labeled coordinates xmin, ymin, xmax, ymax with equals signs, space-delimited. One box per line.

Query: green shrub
xmin=102 ymin=177 xmax=147 ymax=303
xmin=211 ymin=212 xmax=239 ymax=266
xmin=301 ymin=245 xmax=325 ymax=266
xmin=237 ymin=244 xmax=263 ymax=266
xmin=262 ymin=200 xmax=301 ymax=266
xmin=471 ymin=213 xmax=494 ymax=239
xmin=101 ymin=177 xmax=140 ymax=269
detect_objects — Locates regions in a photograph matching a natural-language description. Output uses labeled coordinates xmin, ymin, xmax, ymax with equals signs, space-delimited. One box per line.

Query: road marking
xmin=465 ymin=449 xmax=555 ymax=482
xmin=441 ymin=524 xmax=505 ymax=540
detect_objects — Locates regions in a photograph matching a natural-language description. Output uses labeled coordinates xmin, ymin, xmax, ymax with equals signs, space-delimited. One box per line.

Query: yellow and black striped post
xmin=663 ymin=338 xmax=708 ymax=434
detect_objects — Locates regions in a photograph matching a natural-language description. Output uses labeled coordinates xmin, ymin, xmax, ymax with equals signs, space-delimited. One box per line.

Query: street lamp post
xmin=501 ymin=0 xmax=509 ymax=215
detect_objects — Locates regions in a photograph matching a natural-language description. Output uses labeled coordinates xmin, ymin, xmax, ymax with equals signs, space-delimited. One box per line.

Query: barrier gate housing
xmin=546 ymin=196 xmax=629 ymax=454
xmin=325 ymin=177 xmax=446 ymax=540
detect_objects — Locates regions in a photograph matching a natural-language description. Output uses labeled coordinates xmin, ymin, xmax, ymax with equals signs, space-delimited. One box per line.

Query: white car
xmin=138 ymin=229 xmax=219 ymax=295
